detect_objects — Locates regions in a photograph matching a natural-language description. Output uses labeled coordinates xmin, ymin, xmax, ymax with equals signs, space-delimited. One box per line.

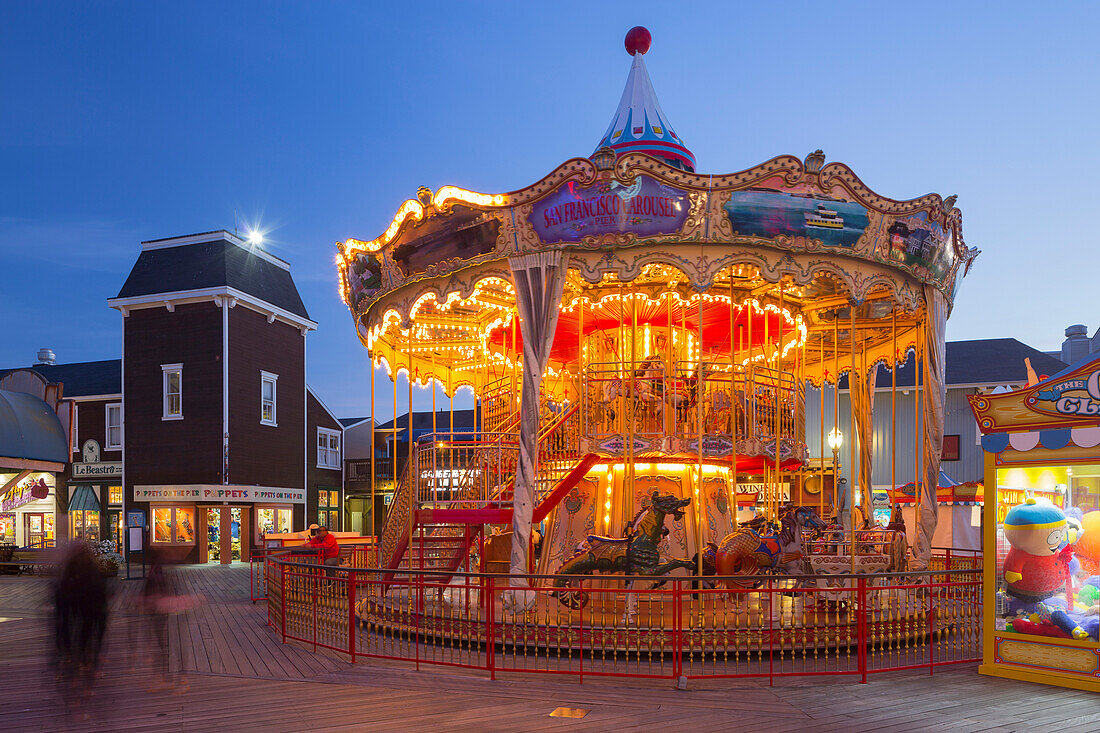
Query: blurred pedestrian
xmin=53 ymin=541 xmax=109 ymax=687
xmin=142 ymin=547 xmax=190 ymax=693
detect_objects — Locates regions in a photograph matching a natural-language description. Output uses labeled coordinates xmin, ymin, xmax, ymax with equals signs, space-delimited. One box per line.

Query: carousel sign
xmin=531 ymin=176 xmax=690 ymax=244
xmin=970 ymin=356 xmax=1100 ymax=433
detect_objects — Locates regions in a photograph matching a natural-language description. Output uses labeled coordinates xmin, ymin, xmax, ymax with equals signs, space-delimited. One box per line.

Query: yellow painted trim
xmin=981 ymin=449 xmax=997 ymax=667
xmin=979 ymin=662 xmax=1100 ymax=694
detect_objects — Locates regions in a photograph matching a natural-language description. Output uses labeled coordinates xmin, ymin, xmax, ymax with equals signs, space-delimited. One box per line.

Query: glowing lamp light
xmin=827 ymin=427 xmax=844 ymax=453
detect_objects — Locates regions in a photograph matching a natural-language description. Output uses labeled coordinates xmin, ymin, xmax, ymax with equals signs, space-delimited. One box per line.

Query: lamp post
xmin=827 ymin=427 xmax=844 ymax=519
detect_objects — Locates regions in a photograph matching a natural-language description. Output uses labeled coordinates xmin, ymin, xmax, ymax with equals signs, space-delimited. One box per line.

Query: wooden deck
xmin=0 ymin=564 xmax=1094 ymax=732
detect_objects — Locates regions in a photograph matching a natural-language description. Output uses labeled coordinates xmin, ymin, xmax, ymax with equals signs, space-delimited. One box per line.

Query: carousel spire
xmin=594 ymin=26 xmax=696 ymax=172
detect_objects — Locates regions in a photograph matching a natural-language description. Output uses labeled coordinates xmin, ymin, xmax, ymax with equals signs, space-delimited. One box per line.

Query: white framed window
xmin=162 ymin=364 xmax=182 ymax=420
xmin=317 ymin=427 xmax=341 ymax=469
xmin=106 ymin=403 xmax=122 ymax=450
xmin=260 ymin=371 xmax=278 ymax=426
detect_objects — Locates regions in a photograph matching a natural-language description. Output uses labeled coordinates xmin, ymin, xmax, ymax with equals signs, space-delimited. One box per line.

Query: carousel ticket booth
xmin=970 ymin=353 xmax=1100 ymax=692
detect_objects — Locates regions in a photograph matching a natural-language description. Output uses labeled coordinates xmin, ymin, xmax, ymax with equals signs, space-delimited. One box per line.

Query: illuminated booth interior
xmin=971 ymin=353 xmax=1100 ymax=692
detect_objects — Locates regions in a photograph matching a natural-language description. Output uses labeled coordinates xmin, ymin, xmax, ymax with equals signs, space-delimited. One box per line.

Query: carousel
xmin=337 ymin=27 xmax=978 ymax=640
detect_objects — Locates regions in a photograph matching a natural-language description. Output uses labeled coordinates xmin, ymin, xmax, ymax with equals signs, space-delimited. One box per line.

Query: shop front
xmin=970 ymin=353 xmax=1100 ymax=692
xmin=0 ymin=388 xmax=68 ymax=548
xmin=68 ymin=440 xmax=124 ymax=545
xmin=1 ymin=472 xmax=57 ymax=547
xmin=134 ymin=485 xmax=305 ymax=564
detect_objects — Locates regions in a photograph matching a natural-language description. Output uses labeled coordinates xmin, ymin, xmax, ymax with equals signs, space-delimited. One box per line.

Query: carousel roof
xmin=594 ymin=27 xmax=696 ymax=172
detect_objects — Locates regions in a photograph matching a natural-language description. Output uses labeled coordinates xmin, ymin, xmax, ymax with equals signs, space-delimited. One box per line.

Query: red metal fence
xmin=250 ymin=543 xmax=375 ymax=603
xmin=262 ymin=549 xmax=981 ymax=685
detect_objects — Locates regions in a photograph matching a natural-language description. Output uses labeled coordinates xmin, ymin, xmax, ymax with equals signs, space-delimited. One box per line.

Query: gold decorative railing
xmin=581 ymin=360 xmax=805 ymax=458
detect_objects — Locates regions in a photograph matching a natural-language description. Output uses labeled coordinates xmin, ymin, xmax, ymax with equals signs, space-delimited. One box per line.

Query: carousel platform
xmin=352 ymin=578 xmax=975 ymax=655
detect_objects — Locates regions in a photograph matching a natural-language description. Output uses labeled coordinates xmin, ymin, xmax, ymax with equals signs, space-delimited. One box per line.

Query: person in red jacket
xmin=306 ymin=524 xmax=341 ymax=569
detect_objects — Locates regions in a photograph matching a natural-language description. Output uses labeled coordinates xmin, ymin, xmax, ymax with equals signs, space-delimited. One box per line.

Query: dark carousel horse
xmin=553 ymin=491 xmax=695 ymax=611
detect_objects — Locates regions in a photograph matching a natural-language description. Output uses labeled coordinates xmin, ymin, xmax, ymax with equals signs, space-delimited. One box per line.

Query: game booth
xmin=890 ymin=471 xmax=983 ymax=553
xmin=970 ymin=352 xmax=1100 ymax=692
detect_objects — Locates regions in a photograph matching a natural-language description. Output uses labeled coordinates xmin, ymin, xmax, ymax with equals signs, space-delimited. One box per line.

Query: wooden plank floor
xmin=0 ymin=565 xmax=1093 ymax=732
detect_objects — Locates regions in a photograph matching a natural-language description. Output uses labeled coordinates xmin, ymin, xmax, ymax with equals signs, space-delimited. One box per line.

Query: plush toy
xmin=1002 ymin=498 xmax=1076 ymax=604
xmin=1038 ymin=602 xmax=1090 ymax=640
xmin=1073 ymin=511 xmax=1100 ymax=577
xmin=1008 ymin=617 xmax=1072 ymax=639
xmin=1079 ymin=583 xmax=1100 ymax=608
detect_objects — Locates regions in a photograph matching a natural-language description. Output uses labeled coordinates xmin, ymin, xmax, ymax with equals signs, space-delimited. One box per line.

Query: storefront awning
xmin=0 ymin=388 xmax=67 ymax=471
xmin=68 ymin=485 xmax=100 ymax=512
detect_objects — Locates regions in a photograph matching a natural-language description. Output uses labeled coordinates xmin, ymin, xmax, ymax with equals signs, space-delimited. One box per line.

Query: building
xmin=1 ymin=230 xmax=346 ymax=560
xmin=0 ymin=356 xmax=123 ymax=547
xmin=106 ymin=230 xmax=344 ymax=562
xmin=0 ymin=372 xmax=68 ymax=547
xmin=806 ymin=338 xmax=1069 ymax=493
xmin=342 ymin=408 xmax=478 ymax=536
xmin=1046 ymin=323 xmax=1100 ymax=364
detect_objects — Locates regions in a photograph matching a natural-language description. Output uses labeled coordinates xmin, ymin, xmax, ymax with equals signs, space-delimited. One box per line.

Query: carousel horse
xmin=688 ymin=512 xmax=772 ymax=590
xmin=882 ymin=504 xmax=910 ymax=572
xmin=553 ymin=491 xmax=695 ymax=611
xmin=714 ymin=506 xmax=827 ymax=590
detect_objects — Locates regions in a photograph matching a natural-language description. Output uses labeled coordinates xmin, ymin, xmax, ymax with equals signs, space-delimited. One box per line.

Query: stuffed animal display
xmin=1074 ymin=511 xmax=1100 ymax=577
xmin=1002 ymin=498 xmax=1075 ymax=601
xmin=1000 ymin=500 xmax=1100 ymax=642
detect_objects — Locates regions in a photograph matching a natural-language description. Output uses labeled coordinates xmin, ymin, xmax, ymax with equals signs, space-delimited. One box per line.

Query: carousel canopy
xmin=594 ymin=27 xmax=695 ymax=172
xmin=339 ymin=28 xmax=976 ymax=396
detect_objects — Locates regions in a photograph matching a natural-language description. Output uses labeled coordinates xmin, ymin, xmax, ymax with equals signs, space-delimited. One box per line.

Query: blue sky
xmin=3 ymin=2 xmax=1099 ymax=419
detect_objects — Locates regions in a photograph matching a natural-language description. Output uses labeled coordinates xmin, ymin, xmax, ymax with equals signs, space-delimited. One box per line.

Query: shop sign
xmin=737 ymin=482 xmax=791 ymax=503
xmin=73 ymin=462 xmax=123 ymax=478
xmin=1030 ymin=369 xmax=1100 ymax=418
xmin=530 ymin=176 xmax=690 ymax=244
xmin=73 ymin=440 xmax=122 ymax=478
xmin=2 ymin=475 xmax=52 ymax=512
xmin=133 ymin=485 xmax=306 ymax=504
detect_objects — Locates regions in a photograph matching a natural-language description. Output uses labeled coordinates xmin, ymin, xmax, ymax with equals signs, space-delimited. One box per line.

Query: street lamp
xmin=827 ymin=427 xmax=843 ymax=516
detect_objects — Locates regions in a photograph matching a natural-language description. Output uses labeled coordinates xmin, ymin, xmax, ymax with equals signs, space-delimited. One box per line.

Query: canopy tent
xmin=890 ymin=470 xmax=983 ymax=551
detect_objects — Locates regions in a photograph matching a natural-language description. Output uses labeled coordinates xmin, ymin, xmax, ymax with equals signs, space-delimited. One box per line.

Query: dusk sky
xmin=3 ymin=2 xmax=1098 ymax=420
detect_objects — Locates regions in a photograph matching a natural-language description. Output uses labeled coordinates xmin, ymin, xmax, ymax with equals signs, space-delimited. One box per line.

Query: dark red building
xmin=104 ymin=230 xmax=343 ymax=563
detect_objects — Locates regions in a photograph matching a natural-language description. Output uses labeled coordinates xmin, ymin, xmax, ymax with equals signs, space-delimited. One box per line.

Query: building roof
xmin=0 ymin=388 xmax=68 ymax=464
xmin=839 ymin=338 xmax=1068 ymax=389
xmin=376 ymin=409 xmax=478 ymax=435
xmin=594 ymin=28 xmax=695 ymax=172
xmin=339 ymin=416 xmax=372 ymax=428
xmin=115 ymin=231 xmax=310 ymax=319
xmin=0 ymin=360 xmax=121 ymax=397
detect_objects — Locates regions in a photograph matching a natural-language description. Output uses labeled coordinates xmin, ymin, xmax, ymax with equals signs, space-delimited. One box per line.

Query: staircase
xmin=379 ymin=400 xmax=595 ymax=584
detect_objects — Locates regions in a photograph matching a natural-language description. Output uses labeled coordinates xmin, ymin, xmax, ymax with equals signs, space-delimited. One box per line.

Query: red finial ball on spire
xmin=624 ymin=26 xmax=651 ymax=56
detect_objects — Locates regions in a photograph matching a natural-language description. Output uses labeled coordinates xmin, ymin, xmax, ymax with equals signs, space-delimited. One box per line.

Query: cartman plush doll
xmin=1003 ymin=498 xmax=1076 ymax=605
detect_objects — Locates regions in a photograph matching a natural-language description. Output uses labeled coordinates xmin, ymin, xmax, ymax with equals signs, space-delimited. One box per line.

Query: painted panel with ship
xmin=723 ymin=189 xmax=870 ymax=248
